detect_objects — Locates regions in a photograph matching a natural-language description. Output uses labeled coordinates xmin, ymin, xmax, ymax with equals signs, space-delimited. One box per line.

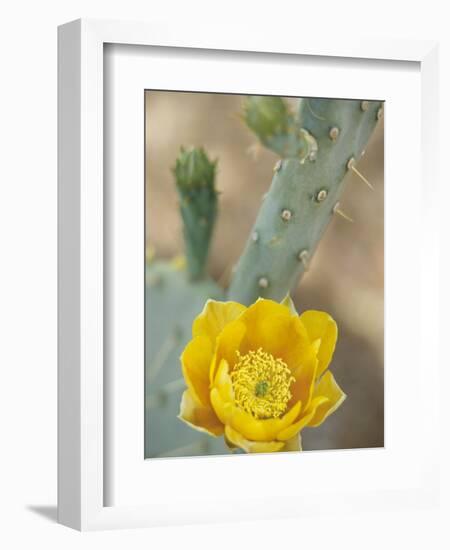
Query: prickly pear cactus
xmin=228 ymin=96 xmax=383 ymax=305
xmin=145 ymin=100 xmax=382 ymax=457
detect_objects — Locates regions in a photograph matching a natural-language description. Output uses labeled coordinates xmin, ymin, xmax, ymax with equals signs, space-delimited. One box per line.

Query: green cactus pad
xmin=228 ymin=97 xmax=383 ymax=305
xmin=145 ymin=260 xmax=227 ymax=458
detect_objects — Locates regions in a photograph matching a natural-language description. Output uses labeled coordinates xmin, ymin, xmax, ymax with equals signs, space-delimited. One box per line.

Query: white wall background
xmin=0 ymin=0 xmax=448 ymax=547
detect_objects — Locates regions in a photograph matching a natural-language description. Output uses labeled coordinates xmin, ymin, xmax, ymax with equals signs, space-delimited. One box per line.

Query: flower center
xmin=231 ymin=348 xmax=295 ymax=419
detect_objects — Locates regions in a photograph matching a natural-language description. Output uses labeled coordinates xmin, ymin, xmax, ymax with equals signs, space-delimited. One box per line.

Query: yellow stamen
xmin=231 ymin=348 xmax=295 ymax=419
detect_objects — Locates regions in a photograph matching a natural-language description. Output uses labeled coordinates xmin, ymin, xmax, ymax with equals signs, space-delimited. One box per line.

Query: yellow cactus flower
xmin=178 ymin=297 xmax=346 ymax=453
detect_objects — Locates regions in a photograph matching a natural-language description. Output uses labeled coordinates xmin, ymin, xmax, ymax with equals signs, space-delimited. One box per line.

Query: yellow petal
xmin=210 ymin=320 xmax=247 ymax=383
xmin=289 ymin=344 xmax=318 ymax=411
xmin=178 ymin=389 xmax=224 ymax=436
xmin=239 ymin=299 xmax=310 ymax=368
xmin=307 ymin=371 xmax=346 ymax=427
xmin=284 ymin=433 xmax=302 ymax=451
xmin=276 ymin=396 xmax=329 ymax=440
xmin=193 ymin=299 xmax=246 ymax=342
xmin=180 ymin=334 xmax=214 ymax=406
xmin=225 ymin=425 xmax=285 ymax=453
xmin=231 ymin=401 xmax=303 ymax=442
xmin=299 ymin=310 xmax=338 ymax=378
xmin=279 ymin=316 xmax=311 ymax=371
xmin=210 ymin=387 xmax=233 ymax=425
xmin=213 ymin=359 xmax=234 ymax=403
xmin=239 ymin=299 xmax=294 ymax=356
xmin=211 ymin=384 xmax=302 ymax=442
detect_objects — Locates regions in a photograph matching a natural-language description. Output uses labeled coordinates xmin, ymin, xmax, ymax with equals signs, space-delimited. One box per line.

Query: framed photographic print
xmin=58 ymin=18 xmax=439 ymax=530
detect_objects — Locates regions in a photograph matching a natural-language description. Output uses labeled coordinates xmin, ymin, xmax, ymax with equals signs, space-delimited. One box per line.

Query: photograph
xmin=144 ymin=92 xmax=384 ymax=459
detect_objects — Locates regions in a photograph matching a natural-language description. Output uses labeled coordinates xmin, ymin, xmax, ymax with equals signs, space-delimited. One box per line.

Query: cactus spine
xmin=228 ymin=97 xmax=383 ymax=305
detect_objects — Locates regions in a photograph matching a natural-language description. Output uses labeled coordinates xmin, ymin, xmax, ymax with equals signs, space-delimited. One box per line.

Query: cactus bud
xmin=173 ymin=147 xmax=218 ymax=281
xmin=173 ymin=146 xmax=217 ymax=191
xmin=243 ymin=96 xmax=318 ymax=160
xmin=243 ymin=96 xmax=289 ymax=142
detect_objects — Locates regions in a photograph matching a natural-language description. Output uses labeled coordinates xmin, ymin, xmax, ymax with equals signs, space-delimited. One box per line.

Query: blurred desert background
xmin=145 ymin=91 xmax=384 ymax=451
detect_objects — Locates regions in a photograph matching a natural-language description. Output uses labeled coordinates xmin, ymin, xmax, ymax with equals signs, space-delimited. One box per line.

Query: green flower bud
xmin=172 ymin=147 xmax=219 ymax=281
xmin=173 ymin=147 xmax=217 ymax=191
xmin=243 ymin=96 xmax=289 ymax=142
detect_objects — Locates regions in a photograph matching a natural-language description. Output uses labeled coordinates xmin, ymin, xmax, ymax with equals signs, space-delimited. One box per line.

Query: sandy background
xmin=145 ymin=91 xmax=384 ymax=450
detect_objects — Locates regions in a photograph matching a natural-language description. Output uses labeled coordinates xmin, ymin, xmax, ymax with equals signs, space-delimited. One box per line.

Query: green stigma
xmin=255 ymin=380 xmax=269 ymax=398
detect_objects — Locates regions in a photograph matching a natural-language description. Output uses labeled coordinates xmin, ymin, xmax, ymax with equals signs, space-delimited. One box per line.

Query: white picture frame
xmin=58 ymin=18 xmax=439 ymax=531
